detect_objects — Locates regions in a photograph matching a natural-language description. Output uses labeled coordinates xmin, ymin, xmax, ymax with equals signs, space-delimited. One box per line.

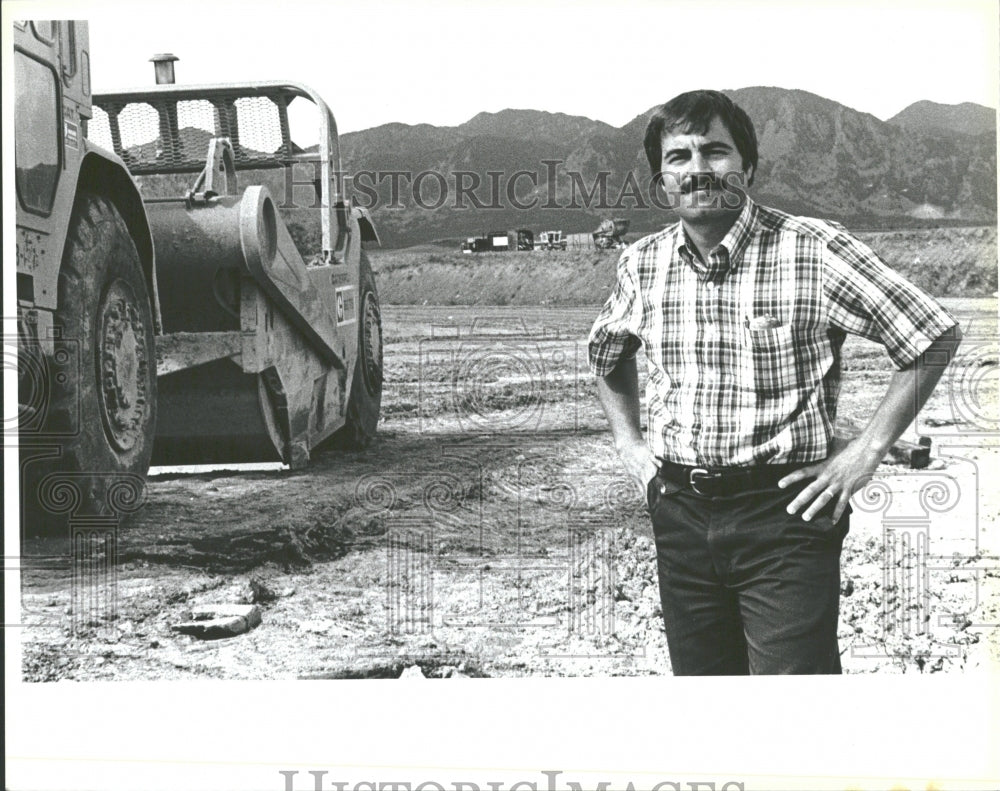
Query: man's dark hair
xmin=644 ymin=90 xmax=758 ymax=187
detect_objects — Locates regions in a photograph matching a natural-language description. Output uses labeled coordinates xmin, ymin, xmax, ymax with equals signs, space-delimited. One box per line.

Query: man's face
xmin=658 ymin=116 xmax=752 ymax=224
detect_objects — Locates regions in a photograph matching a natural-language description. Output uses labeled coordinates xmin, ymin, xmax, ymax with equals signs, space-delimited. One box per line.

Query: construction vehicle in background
xmin=14 ymin=21 xmax=383 ymax=530
xmin=564 ymin=231 xmax=594 ymax=249
xmin=565 ymin=218 xmax=630 ymax=250
xmin=537 ymin=230 xmax=567 ymax=251
xmin=513 ymin=229 xmax=534 ymax=250
xmin=461 ymin=229 xmax=533 ymax=253
xmin=592 ymin=218 xmax=630 ymax=249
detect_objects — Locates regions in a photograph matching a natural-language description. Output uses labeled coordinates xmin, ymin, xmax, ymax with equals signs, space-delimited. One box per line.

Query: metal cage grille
xmin=89 ymin=89 xmax=301 ymax=174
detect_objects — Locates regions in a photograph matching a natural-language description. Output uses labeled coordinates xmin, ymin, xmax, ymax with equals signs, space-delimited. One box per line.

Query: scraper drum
xmin=148 ymin=181 xmax=347 ymax=467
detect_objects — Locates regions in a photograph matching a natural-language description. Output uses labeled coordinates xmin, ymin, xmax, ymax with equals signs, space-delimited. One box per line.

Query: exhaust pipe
xmin=150 ymin=53 xmax=178 ymax=84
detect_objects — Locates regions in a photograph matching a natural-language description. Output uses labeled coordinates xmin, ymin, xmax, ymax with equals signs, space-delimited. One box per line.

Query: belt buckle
xmin=689 ymin=467 xmax=723 ymax=496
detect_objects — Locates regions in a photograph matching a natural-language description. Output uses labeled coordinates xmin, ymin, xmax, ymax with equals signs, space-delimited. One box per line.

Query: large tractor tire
xmin=330 ymin=252 xmax=383 ymax=449
xmin=21 ymin=192 xmax=157 ymax=533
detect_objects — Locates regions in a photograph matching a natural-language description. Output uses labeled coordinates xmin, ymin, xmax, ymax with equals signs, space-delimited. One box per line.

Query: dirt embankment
xmin=370 ymin=226 xmax=998 ymax=306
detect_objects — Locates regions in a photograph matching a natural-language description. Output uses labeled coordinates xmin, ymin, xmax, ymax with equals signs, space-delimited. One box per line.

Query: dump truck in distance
xmin=565 ymin=219 xmax=630 ymax=250
xmin=14 ymin=21 xmax=383 ymax=530
xmin=564 ymin=232 xmax=595 ymax=249
xmin=593 ymin=218 xmax=630 ymax=249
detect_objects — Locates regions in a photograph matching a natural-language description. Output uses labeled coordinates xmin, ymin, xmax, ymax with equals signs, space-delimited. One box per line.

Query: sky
xmin=4 ymin=0 xmax=999 ymax=134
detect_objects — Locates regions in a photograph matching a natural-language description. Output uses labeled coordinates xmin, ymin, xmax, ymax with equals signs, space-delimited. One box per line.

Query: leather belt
xmin=658 ymin=460 xmax=806 ymax=497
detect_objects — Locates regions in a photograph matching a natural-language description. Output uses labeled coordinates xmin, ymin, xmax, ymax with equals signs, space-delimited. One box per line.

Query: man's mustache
xmin=679 ymin=173 xmax=724 ymax=194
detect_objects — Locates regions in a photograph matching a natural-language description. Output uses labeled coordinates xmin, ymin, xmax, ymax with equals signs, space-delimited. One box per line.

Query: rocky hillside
xmin=887 ymin=100 xmax=996 ymax=136
xmin=726 ymin=88 xmax=996 ymax=222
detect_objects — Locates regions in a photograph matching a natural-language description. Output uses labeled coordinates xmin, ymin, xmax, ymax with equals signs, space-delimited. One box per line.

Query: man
xmin=588 ymin=90 xmax=962 ymax=675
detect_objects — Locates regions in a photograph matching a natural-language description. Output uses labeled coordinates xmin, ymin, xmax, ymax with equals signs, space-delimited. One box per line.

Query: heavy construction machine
xmin=14 ymin=21 xmax=383 ymax=529
xmin=592 ymin=218 xmax=630 ymax=249
xmin=564 ymin=219 xmax=630 ymax=250
xmin=536 ymin=230 xmax=567 ymax=251
xmin=460 ymin=229 xmax=534 ymax=253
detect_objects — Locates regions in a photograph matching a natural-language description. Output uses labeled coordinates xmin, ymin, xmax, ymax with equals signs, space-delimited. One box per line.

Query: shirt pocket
xmin=742 ymin=323 xmax=797 ymax=399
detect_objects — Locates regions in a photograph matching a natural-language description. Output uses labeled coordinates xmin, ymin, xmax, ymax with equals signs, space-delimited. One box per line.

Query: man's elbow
xmin=917 ymin=324 xmax=963 ymax=369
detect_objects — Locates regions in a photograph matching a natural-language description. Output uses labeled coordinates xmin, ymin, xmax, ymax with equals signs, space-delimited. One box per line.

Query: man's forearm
xmin=782 ymin=326 xmax=963 ymax=521
xmin=595 ymin=356 xmax=643 ymax=452
xmin=854 ymin=327 xmax=963 ymax=459
xmin=596 ymin=355 xmax=659 ymax=488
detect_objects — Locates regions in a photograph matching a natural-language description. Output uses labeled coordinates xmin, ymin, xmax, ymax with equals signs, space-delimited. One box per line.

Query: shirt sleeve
xmin=822 ymin=231 xmax=959 ymax=369
xmin=588 ymin=249 xmax=643 ymax=376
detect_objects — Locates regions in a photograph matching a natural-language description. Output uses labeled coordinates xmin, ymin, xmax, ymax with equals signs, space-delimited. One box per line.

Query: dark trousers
xmin=647 ymin=475 xmax=849 ymax=675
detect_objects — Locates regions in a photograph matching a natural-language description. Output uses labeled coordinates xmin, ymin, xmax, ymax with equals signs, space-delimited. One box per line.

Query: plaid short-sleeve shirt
xmin=588 ymin=198 xmax=958 ymax=467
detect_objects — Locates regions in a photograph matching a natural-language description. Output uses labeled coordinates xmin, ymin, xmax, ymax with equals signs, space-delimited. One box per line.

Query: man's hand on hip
xmin=779 ymin=328 xmax=961 ymax=523
xmin=594 ymin=357 xmax=661 ymax=498
xmin=778 ymin=437 xmax=881 ymax=522
xmin=618 ymin=439 xmax=661 ymax=495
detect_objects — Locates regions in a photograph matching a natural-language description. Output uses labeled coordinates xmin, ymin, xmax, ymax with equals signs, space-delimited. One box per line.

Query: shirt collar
xmin=674 ymin=196 xmax=759 ymax=279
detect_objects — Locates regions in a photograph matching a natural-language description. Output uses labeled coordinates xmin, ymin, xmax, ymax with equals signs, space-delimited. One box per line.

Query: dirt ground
xmin=18 ymin=299 xmax=1000 ymax=679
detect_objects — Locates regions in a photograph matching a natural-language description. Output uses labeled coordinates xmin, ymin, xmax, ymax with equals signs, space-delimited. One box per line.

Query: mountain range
xmin=114 ymin=87 xmax=996 ymax=249
xmin=887 ymin=100 xmax=996 ymax=136
xmin=335 ymin=87 xmax=996 ymax=247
